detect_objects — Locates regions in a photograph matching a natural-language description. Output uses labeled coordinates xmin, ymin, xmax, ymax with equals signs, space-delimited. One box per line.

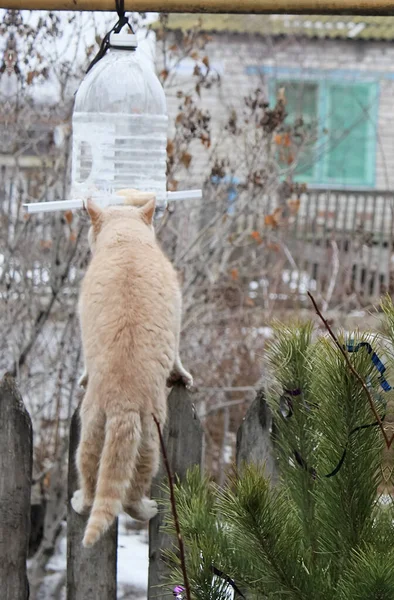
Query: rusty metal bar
xmin=1 ymin=0 xmax=394 ymax=13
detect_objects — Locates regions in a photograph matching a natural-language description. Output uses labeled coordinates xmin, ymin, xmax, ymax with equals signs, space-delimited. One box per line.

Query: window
xmin=272 ymin=78 xmax=377 ymax=188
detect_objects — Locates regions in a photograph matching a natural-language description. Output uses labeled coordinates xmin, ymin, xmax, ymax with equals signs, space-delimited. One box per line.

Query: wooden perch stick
xmin=2 ymin=0 xmax=394 ymax=14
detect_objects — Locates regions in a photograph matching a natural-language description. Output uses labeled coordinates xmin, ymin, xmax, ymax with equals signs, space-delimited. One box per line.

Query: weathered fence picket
xmin=67 ymin=407 xmax=118 ymax=600
xmin=148 ymin=383 xmax=203 ymax=600
xmin=0 ymin=374 xmax=32 ymax=600
xmin=236 ymin=389 xmax=278 ymax=483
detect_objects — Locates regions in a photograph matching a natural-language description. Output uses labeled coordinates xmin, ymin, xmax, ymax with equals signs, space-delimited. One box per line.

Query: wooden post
xmin=236 ymin=389 xmax=278 ymax=483
xmin=67 ymin=408 xmax=117 ymax=600
xmin=2 ymin=0 xmax=394 ymax=14
xmin=148 ymin=384 xmax=203 ymax=600
xmin=0 ymin=374 xmax=32 ymax=600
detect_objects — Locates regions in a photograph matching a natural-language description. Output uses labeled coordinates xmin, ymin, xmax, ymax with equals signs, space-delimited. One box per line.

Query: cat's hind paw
xmin=71 ymin=489 xmax=92 ymax=515
xmin=124 ymin=497 xmax=158 ymax=522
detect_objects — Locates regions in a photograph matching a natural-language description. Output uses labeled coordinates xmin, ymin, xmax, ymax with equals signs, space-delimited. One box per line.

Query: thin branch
xmin=308 ymin=291 xmax=392 ymax=448
xmin=152 ymin=413 xmax=191 ymax=600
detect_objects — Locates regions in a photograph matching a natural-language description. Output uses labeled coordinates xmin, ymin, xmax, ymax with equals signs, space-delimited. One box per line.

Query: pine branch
xmin=307 ymin=291 xmax=391 ymax=449
xmin=152 ymin=413 xmax=191 ymax=600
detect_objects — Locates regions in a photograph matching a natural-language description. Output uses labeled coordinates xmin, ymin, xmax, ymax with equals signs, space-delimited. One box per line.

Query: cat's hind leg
xmin=71 ymin=397 xmax=105 ymax=515
xmin=123 ymin=415 xmax=160 ymax=521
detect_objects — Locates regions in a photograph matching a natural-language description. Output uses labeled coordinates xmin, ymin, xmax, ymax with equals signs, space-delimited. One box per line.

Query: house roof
xmin=154 ymin=15 xmax=394 ymax=41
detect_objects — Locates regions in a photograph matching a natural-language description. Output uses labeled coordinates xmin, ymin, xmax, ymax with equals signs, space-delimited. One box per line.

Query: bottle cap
xmin=109 ymin=29 xmax=138 ymax=49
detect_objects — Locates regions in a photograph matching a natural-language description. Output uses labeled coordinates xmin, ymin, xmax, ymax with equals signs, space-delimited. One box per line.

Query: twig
xmin=152 ymin=414 xmax=192 ymax=600
xmin=307 ymin=291 xmax=392 ymax=449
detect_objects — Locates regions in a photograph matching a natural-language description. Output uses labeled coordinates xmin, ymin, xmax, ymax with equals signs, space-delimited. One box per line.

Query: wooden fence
xmin=0 ymin=373 xmax=274 ymax=600
xmin=235 ymin=189 xmax=394 ymax=305
xmin=285 ymin=189 xmax=394 ymax=303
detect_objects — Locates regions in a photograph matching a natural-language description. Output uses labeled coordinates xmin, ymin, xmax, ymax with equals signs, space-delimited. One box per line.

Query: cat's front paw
xmin=78 ymin=371 xmax=88 ymax=388
xmin=71 ymin=489 xmax=91 ymax=515
xmin=124 ymin=497 xmax=158 ymax=522
xmin=166 ymin=369 xmax=194 ymax=391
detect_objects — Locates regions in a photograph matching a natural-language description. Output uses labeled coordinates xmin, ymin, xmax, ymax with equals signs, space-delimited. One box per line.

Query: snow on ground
xmin=117 ymin=516 xmax=149 ymax=598
xmin=44 ymin=515 xmax=149 ymax=599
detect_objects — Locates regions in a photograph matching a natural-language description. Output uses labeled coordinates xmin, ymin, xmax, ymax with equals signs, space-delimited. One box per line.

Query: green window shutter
xmin=276 ymin=81 xmax=319 ymax=180
xmin=323 ymin=83 xmax=376 ymax=186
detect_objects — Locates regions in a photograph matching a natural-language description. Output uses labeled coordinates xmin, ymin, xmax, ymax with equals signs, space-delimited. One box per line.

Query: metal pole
xmin=1 ymin=0 xmax=394 ymax=14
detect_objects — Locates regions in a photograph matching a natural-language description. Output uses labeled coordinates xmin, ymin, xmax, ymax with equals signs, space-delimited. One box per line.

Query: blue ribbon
xmin=346 ymin=340 xmax=392 ymax=392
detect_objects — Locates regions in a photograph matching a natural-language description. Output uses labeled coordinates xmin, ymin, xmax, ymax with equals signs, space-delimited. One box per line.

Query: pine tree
xmin=163 ymin=300 xmax=394 ymax=600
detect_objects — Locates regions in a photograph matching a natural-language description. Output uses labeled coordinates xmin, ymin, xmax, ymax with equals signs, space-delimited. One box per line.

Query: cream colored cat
xmin=71 ymin=196 xmax=192 ymax=548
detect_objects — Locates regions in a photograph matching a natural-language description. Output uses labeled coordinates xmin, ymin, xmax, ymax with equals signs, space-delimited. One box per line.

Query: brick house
xmin=159 ymin=15 xmax=394 ymax=301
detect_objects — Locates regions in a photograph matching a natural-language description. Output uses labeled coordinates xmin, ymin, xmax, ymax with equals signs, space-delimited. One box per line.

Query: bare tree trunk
xmin=0 ymin=374 xmax=32 ymax=600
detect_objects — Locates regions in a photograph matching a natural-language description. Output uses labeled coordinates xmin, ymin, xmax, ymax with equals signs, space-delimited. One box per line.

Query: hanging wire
xmin=86 ymin=0 xmax=134 ymax=74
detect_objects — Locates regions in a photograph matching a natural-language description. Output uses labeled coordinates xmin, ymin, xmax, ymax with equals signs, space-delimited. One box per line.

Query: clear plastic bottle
xmin=71 ymin=28 xmax=168 ymax=216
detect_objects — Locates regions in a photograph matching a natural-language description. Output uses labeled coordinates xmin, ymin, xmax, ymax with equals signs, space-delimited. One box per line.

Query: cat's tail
xmin=82 ymin=410 xmax=141 ymax=548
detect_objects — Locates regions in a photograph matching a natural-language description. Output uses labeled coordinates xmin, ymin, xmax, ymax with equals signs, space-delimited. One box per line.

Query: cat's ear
xmin=139 ymin=197 xmax=156 ymax=225
xmin=86 ymin=199 xmax=102 ymax=228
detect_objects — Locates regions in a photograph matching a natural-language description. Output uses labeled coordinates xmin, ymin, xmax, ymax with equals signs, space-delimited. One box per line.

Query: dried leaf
xmin=201 ymin=133 xmax=210 ymax=148
xmin=26 ymin=71 xmax=38 ymax=85
xmin=167 ymin=140 xmax=175 ymax=156
xmin=175 ymin=113 xmax=183 ymax=125
xmin=250 ymin=230 xmax=263 ymax=244
xmin=273 ymin=207 xmax=283 ymax=218
xmin=180 ymin=152 xmax=192 ymax=169
xmin=64 ymin=210 xmax=73 ymax=225
xmin=168 ymin=179 xmax=178 ymax=191
xmin=169 ymin=44 xmax=178 ymax=51
xmin=69 ymin=230 xmax=77 ymax=243
xmin=230 ymin=268 xmax=239 ymax=281
xmin=264 ymin=214 xmax=277 ymax=227
xmin=202 ymin=55 xmax=210 ymax=68
xmin=190 ymin=51 xmax=199 ymax=60
xmin=245 ymin=297 xmax=255 ymax=307
xmin=160 ymin=69 xmax=169 ymax=82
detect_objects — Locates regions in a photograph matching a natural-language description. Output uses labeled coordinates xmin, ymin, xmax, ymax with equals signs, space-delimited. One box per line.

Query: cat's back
xmin=80 ymin=219 xmax=179 ymax=323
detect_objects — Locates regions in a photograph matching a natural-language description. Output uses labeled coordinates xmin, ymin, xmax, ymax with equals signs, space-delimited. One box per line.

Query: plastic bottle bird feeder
xmin=24 ymin=23 xmax=201 ymax=216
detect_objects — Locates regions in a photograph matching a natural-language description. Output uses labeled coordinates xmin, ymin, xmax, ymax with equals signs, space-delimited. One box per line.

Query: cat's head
xmin=85 ymin=197 xmax=156 ymax=253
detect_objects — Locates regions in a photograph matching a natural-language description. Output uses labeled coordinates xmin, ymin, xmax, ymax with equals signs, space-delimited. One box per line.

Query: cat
xmin=71 ymin=195 xmax=193 ymax=548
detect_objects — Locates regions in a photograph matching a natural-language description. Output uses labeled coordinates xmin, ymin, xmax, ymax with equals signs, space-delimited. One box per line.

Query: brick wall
xmin=160 ymin=33 xmax=394 ymax=191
